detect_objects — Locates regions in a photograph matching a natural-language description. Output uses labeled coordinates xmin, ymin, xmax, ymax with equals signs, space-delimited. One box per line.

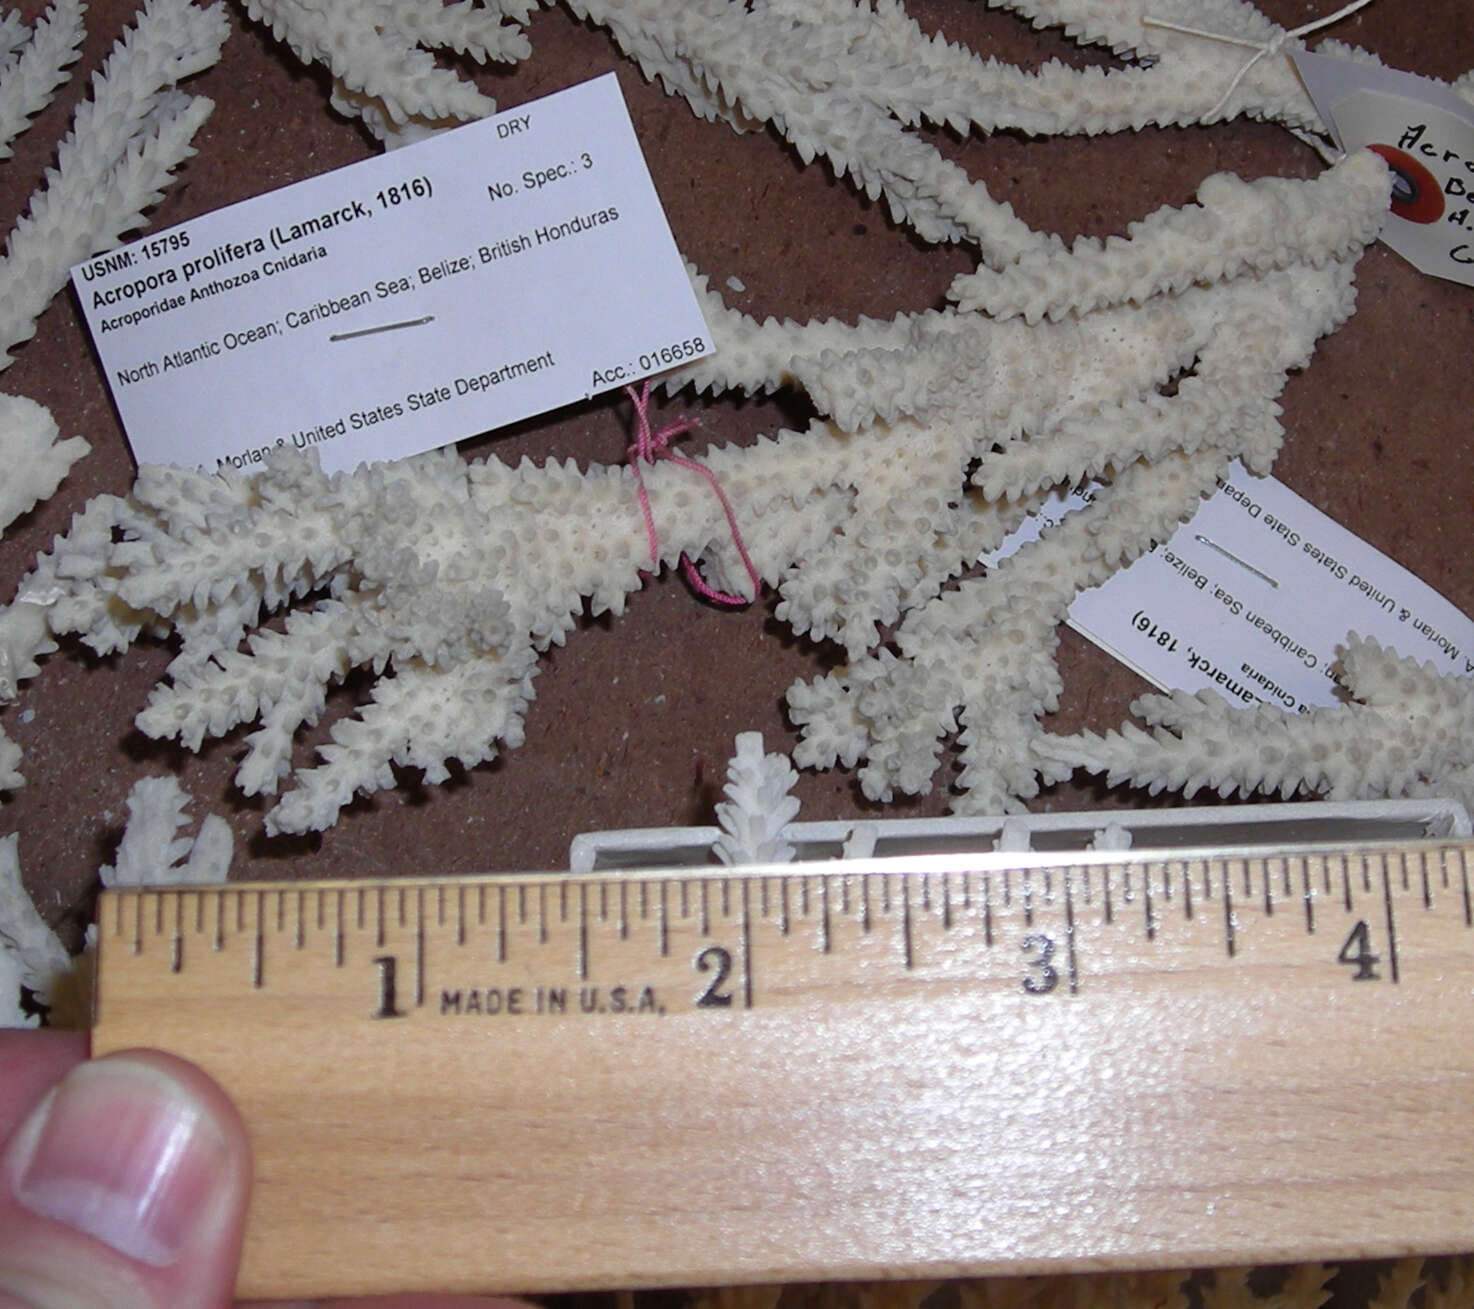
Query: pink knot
xmin=624 ymin=382 xmax=762 ymax=606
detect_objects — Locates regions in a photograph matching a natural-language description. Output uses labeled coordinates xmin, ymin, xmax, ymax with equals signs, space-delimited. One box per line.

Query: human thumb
xmin=0 ymin=1048 xmax=251 ymax=1309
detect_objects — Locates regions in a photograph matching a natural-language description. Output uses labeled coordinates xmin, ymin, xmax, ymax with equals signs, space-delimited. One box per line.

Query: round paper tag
xmin=1332 ymin=90 xmax=1474 ymax=283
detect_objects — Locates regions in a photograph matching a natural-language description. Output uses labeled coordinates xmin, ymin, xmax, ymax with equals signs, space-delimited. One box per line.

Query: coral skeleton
xmin=0 ymin=0 xmax=228 ymax=371
xmin=1 ymin=0 xmax=1456 ymax=835
xmin=0 ymin=774 xmax=230 ymax=1028
xmin=0 ymin=0 xmax=212 ymax=564
xmin=945 ymin=155 xmax=1388 ymax=325
xmin=240 ymin=0 xmax=540 ymax=143
xmin=0 ymin=8 xmax=1470 ymax=1307
xmin=0 ymin=830 xmax=71 ymax=1020
xmin=0 ymin=243 xmax=1357 ymax=834
xmin=97 ymin=773 xmax=234 ymax=887
xmin=713 ymin=731 xmax=801 ymax=865
xmin=0 ymin=394 xmax=89 ymax=535
xmin=1035 ymin=636 xmax=1474 ymax=812
xmin=0 ymin=0 xmax=86 ymax=161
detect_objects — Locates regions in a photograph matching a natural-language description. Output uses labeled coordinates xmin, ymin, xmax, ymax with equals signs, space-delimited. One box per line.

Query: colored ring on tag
xmin=1367 ymin=145 xmax=1445 ymax=224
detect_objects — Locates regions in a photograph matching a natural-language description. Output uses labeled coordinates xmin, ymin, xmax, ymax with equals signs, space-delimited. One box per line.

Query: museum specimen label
xmin=70 ymin=74 xmax=713 ymax=474
xmin=986 ymin=462 xmax=1474 ymax=712
xmin=1295 ymin=51 xmax=1474 ymax=286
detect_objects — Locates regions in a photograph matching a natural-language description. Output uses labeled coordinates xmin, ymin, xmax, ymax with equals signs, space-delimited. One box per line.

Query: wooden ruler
xmin=92 ymin=840 xmax=1474 ymax=1300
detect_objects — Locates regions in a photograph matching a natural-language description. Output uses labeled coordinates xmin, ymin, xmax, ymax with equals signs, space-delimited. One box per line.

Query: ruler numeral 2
xmin=694 ymin=945 xmax=735 ymax=1007
xmin=111 ymin=845 xmax=1474 ymax=1016
xmin=371 ymin=944 xmax=740 ymax=1015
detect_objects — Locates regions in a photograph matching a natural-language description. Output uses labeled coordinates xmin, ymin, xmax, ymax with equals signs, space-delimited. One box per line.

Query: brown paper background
xmin=4 ymin=2 xmax=1473 ymax=1303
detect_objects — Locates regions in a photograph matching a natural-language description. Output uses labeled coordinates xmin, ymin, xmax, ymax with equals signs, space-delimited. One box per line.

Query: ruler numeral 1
xmin=373 ymin=954 xmax=408 ymax=1018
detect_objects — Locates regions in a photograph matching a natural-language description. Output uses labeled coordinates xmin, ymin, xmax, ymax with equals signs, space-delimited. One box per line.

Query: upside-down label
xmin=1294 ymin=51 xmax=1474 ymax=287
xmin=985 ymin=463 xmax=1474 ymax=714
xmin=70 ymin=74 xmax=712 ymax=474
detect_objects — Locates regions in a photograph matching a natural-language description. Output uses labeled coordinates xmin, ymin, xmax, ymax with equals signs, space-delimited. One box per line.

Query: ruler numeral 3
xmin=1020 ymin=932 xmax=1059 ymax=994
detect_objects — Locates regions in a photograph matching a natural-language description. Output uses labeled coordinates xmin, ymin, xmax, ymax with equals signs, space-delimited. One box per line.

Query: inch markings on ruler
xmin=289 ymin=863 xmax=1442 ymax=984
xmin=94 ymin=841 xmax=1474 ymax=1300
xmin=106 ymin=845 xmax=1474 ymax=1004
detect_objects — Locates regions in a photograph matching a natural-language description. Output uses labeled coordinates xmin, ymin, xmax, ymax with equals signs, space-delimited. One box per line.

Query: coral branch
xmin=948 ymin=151 xmax=1389 ymax=324
xmin=789 ymin=445 xmax=1230 ymax=808
xmin=0 ymin=0 xmax=86 ymax=160
xmin=99 ymin=774 xmax=234 ymax=886
xmin=0 ymin=0 xmax=1430 ymax=832
xmin=1034 ymin=637 xmax=1474 ymax=810
xmin=0 ymin=0 xmax=228 ymax=370
xmin=0 ymin=394 xmax=89 ymax=534
xmin=241 ymin=0 xmax=542 ymax=141
xmin=713 ymin=732 xmax=801 ymax=866
xmin=0 ymin=832 xmax=69 ymax=1004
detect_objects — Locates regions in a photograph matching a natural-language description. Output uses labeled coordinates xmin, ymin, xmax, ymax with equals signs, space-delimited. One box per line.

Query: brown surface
xmin=1 ymin=2 xmax=1472 ymax=942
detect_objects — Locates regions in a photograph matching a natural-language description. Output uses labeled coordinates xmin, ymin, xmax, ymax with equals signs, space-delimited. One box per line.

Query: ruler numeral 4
xmin=1337 ymin=920 xmax=1382 ymax=982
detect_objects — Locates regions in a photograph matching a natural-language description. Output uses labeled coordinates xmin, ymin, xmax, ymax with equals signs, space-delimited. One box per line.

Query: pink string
xmin=624 ymin=382 xmax=762 ymax=606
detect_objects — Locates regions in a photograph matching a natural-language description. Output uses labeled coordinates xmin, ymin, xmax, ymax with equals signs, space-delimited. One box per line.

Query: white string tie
xmin=1143 ymin=0 xmax=1376 ymax=122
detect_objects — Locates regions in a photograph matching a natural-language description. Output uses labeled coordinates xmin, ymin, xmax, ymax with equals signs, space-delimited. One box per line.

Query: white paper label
xmin=1294 ymin=51 xmax=1474 ymax=286
xmin=987 ymin=465 xmax=1474 ymax=712
xmin=70 ymin=74 xmax=713 ymax=474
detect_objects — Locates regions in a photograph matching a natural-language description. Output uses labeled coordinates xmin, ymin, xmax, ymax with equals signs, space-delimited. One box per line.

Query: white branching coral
xmin=0 ymin=409 xmax=1029 ymax=832
xmin=946 ymin=152 xmax=1388 ymax=325
xmin=777 ymin=238 xmax=1362 ymax=814
xmin=681 ymin=1260 xmax=1468 ymax=1309
xmin=240 ymin=0 xmax=541 ymax=142
xmin=0 ymin=0 xmax=229 ymax=371
xmin=1034 ymin=636 xmax=1474 ymax=811
xmin=0 ymin=936 xmax=29 ymax=1027
xmin=0 ymin=774 xmax=231 ymax=1028
xmin=0 ymin=0 xmax=220 ymax=645
xmin=787 ymin=444 xmax=1238 ymax=813
xmin=239 ymin=0 xmax=1401 ymax=162
xmin=98 ymin=774 xmax=234 ymax=887
xmin=0 ymin=831 xmax=70 ymax=1018
xmin=713 ymin=731 xmax=800 ymax=865
xmin=1199 ymin=1265 xmax=1334 ymax=1309
xmin=241 ymin=0 xmax=1407 ymax=250
xmin=0 ymin=0 xmax=86 ymax=161
xmin=0 ymin=394 xmax=89 ymax=535
xmin=0 ymin=0 xmax=1419 ymax=832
